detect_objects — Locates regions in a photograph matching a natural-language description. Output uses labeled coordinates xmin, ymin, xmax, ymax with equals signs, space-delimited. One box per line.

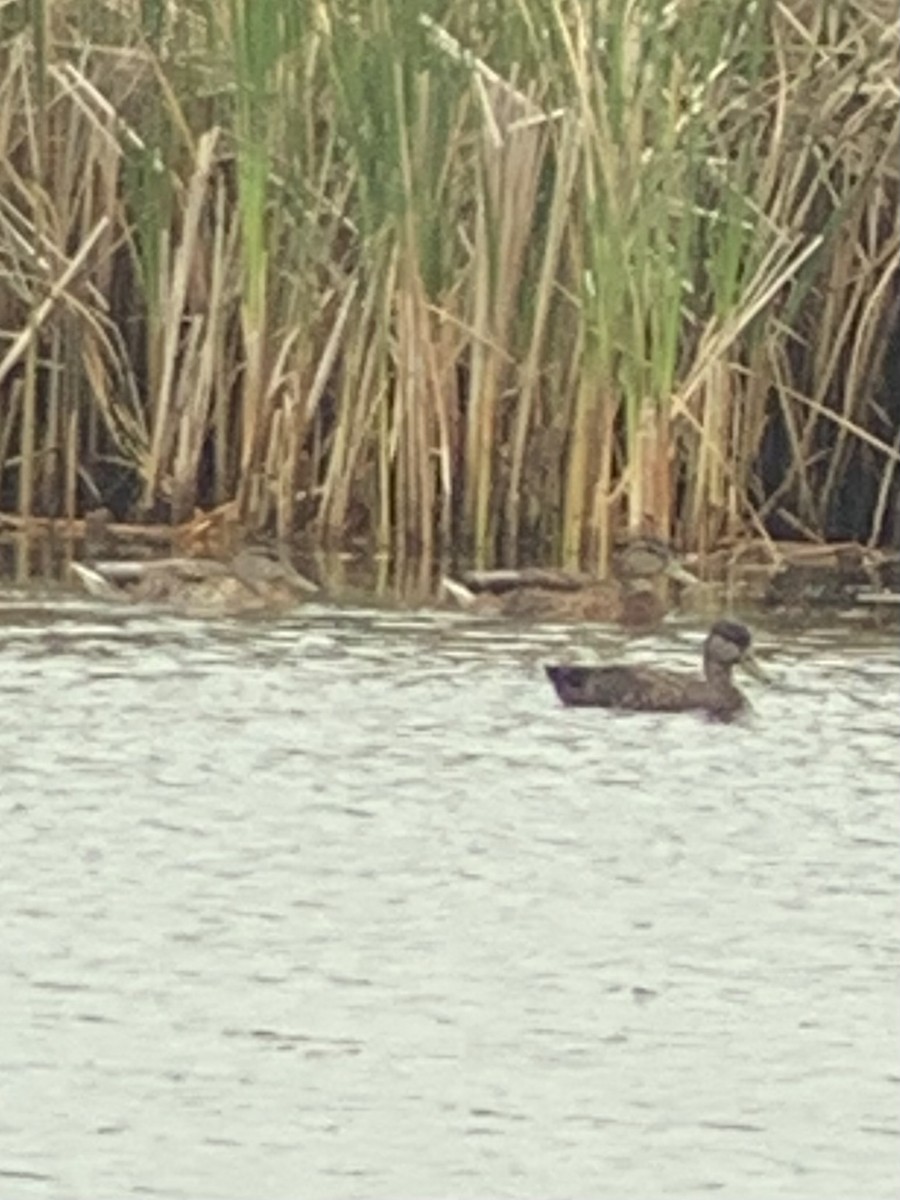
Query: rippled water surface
xmin=1 ymin=594 xmax=898 ymax=1200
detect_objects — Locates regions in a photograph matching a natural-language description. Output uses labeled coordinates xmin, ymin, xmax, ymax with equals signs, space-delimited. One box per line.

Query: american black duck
xmin=545 ymin=619 xmax=764 ymax=719
xmin=442 ymin=538 xmax=697 ymax=627
xmin=71 ymin=548 xmax=318 ymax=616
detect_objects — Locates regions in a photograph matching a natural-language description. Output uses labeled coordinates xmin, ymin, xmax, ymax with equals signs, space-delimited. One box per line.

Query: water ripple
xmin=0 ymin=601 xmax=898 ymax=1199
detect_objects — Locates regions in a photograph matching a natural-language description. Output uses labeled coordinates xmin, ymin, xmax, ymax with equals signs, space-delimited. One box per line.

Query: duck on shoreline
xmin=442 ymin=538 xmax=698 ymax=627
xmin=71 ymin=547 xmax=318 ymax=616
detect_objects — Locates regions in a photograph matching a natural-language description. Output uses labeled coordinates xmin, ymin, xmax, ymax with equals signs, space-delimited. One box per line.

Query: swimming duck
xmin=442 ymin=538 xmax=697 ymax=627
xmin=545 ymin=619 xmax=764 ymax=719
xmin=71 ymin=548 xmax=318 ymax=616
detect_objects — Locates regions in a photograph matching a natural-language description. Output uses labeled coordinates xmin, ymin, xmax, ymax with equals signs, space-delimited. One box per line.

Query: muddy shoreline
xmin=1 ymin=509 xmax=898 ymax=618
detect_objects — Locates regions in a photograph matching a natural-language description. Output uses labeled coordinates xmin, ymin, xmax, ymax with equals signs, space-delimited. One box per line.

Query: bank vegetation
xmin=1 ymin=0 xmax=898 ymax=573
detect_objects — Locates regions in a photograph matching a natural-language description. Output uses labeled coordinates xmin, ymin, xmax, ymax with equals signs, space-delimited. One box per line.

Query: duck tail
xmin=544 ymin=664 xmax=596 ymax=706
xmin=70 ymin=562 xmax=122 ymax=600
xmin=440 ymin=576 xmax=478 ymax=609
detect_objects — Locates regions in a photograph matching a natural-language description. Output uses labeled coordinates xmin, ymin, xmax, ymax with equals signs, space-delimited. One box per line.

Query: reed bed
xmin=0 ymin=0 xmax=897 ymax=576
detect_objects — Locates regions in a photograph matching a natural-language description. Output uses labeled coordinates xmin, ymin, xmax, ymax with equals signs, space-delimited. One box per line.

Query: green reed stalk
xmin=230 ymin=0 xmax=278 ymax=519
xmin=15 ymin=0 xmax=50 ymax=525
xmin=328 ymin=3 xmax=466 ymax=563
xmin=127 ymin=0 xmax=176 ymax=511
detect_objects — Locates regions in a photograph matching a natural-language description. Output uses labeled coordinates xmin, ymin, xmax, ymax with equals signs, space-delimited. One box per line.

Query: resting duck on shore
xmin=545 ymin=619 xmax=764 ymax=719
xmin=71 ymin=548 xmax=318 ymax=616
xmin=441 ymin=538 xmax=698 ymax=627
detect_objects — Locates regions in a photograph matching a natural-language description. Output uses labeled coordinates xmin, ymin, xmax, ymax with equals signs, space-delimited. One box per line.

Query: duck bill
xmin=741 ymin=650 xmax=769 ymax=682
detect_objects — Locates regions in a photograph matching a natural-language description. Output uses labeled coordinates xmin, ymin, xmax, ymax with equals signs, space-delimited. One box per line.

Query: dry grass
xmin=0 ymin=0 xmax=897 ymax=580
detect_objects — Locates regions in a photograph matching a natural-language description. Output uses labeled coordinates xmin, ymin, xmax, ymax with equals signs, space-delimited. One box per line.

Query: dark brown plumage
xmin=545 ymin=620 xmax=762 ymax=719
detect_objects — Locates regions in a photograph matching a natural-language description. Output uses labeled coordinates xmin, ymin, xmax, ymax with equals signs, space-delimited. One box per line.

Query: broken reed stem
xmin=0 ymin=217 xmax=111 ymax=390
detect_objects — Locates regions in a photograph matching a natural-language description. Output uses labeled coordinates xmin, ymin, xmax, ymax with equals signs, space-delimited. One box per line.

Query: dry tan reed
xmin=0 ymin=0 xmax=897 ymax=581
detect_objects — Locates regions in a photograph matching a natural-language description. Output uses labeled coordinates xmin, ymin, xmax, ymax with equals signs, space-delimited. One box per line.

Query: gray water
xmin=1 ymin=597 xmax=898 ymax=1200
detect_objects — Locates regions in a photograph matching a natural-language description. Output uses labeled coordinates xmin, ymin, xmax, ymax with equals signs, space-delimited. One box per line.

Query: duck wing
xmin=71 ymin=557 xmax=232 ymax=604
xmin=545 ymin=664 xmax=710 ymax=710
xmin=79 ymin=557 xmax=230 ymax=584
xmin=232 ymin=551 xmax=319 ymax=594
xmin=461 ymin=568 xmax=592 ymax=595
xmin=70 ymin=562 xmax=126 ymax=600
xmin=441 ymin=576 xmax=480 ymax=609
